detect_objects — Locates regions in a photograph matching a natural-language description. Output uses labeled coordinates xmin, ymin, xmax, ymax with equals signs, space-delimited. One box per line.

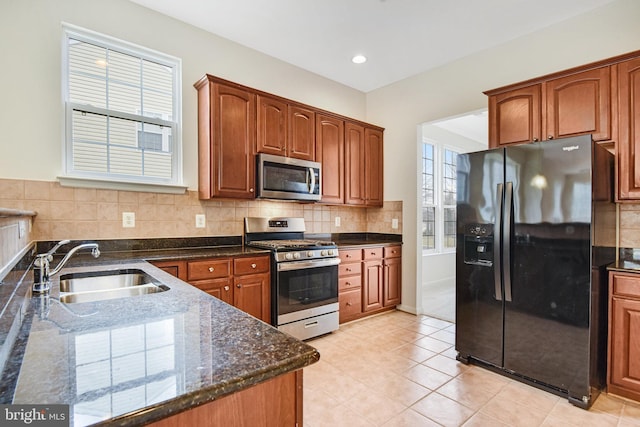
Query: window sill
xmin=57 ymin=176 xmax=188 ymax=194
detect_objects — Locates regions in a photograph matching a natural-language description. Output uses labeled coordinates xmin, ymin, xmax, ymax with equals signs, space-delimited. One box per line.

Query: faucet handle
xmin=46 ymin=239 xmax=71 ymax=258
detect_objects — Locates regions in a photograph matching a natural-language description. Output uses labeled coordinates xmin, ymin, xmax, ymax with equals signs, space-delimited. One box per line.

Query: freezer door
xmin=455 ymin=147 xmax=505 ymax=367
xmin=503 ymin=136 xmax=593 ymax=395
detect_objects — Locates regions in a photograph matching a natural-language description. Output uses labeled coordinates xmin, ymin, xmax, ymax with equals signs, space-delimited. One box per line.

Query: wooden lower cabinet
xmin=608 ymin=271 xmax=640 ymax=402
xmin=151 ymin=254 xmax=271 ymax=323
xmin=338 ymin=245 xmax=401 ymax=323
xmin=148 ymin=370 xmax=303 ymax=427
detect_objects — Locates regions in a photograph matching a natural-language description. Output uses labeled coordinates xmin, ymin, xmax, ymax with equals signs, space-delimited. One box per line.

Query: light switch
xmin=335 ymin=216 xmax=341 ymax=227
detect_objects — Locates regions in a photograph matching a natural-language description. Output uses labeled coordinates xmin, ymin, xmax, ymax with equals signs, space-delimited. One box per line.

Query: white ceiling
xmin=129 ymin=0 xmax=616 ymax=93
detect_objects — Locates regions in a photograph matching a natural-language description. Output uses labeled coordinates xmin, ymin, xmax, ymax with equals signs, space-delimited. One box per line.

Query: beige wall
xmin=366 ymin=0 xmax=640 ymax=313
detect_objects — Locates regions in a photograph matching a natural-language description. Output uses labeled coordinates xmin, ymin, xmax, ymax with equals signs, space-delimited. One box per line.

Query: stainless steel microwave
xmin=256 ymin=153 xmax=321 ymax=201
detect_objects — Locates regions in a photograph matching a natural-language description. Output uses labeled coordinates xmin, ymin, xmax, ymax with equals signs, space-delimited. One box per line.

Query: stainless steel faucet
xmin=33 ymin=240 xmax=100 ymax=293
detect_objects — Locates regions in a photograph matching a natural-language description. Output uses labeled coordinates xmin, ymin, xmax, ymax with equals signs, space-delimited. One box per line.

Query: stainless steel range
xmin=244 ymin=217 xmax=340 ymax=340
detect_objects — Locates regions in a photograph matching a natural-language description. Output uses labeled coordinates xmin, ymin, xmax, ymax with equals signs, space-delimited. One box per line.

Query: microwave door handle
xmin=308 ymin=167 xmax=315 ymax=194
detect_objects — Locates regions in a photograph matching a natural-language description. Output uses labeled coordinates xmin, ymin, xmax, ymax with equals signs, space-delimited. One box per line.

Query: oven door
xmin=275 ymin=258 xmax=339 ymax=325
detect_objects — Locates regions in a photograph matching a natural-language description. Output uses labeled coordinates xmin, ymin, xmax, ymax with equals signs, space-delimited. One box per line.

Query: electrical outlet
xmin=18 ymin=221 xmax=26 ymax=239
xmin=391 ymin=218 xmax=399 ymax=229
xmin=335 ymin=216 xmax=341 ymax=227
xmin=195 ymin=214 xmax=206 ymax=228
xmin=122 ymin=212 xmax=135 ymax=228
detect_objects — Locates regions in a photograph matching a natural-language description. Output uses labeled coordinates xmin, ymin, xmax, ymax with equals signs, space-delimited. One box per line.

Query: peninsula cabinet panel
xmin=234 ymin=273 xmax=271 ymax=323
xmin=192 ymin=277 xmax=234 ymax=306
xmin=148 ymin=370 xmax=302 ymax=427
xmin=616 ymin=57 xmax=640 ymax=200
xmin=545 ymin=67 xmax=612 ymax=142
xmin=256 ymin=95 xmax=288 ymax=156
xmin=316 ymin=114 xmax=345 ymax=204
xmin=195 ymin=77 xmax=256 ymax=199
xmin=288 ymin=104 xmax=316 ymax=161
xmin=488 ymin=85 xmax=542 ymax=147
xmin=608 ymin=271 xmax=640 ymax=402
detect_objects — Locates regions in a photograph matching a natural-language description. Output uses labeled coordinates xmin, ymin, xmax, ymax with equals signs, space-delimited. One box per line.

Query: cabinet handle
xmin=346 ymin=254 xmax=351 ymax=258
xmin=346 ymin=267 xmax=352 ymax=272
xmin=250 ymin=188 xmax=254 ymax=193
xmin=346 ymin=281 xmax=351 ymax=286
xmin=547 ymin=135 xmax=554 ymax=140
xmin=251 ymin=263 xmax=256 ymax=268
xmin=371 ymin=251 xmax=376 ymax=255
xmin=224 ymin=286 xmax=230 ymax=291
xmin=346 ymin=302 xmax=352 ymax=306
xmin=208 ymin=267 xmax=214 ymax=272
xmin=533 ymin=138 xmax=539 ymax=142
xmin=236 ymin=284 xmax=242 ymax=288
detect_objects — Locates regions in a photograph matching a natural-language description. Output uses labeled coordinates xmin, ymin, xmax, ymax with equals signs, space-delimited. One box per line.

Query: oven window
xmin=277 ymin=264 xmax=338 ymax=315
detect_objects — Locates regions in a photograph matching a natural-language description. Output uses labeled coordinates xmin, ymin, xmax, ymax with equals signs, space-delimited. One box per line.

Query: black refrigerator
xmin=455 ymin=135 xmax=615 ymax=408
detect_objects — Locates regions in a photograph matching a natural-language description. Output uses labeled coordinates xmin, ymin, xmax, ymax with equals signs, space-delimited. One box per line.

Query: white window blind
xmin=63 ymin=25 xmax=182 ymax=187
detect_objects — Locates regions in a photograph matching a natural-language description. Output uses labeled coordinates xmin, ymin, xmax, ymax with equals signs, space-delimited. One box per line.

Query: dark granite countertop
xmin=607 ymin=248 xmax=640 ymax=273
xmin=0 ymin=255 xmax=318 ymax=426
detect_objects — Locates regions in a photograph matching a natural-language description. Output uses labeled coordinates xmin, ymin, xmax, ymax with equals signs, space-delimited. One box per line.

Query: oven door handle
xmin=277 ymin=257 xmax=341 ymax=272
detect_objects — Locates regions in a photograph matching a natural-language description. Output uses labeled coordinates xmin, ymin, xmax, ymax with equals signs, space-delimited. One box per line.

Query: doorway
xmin=418 ymin=110 xmax=488 ymax=322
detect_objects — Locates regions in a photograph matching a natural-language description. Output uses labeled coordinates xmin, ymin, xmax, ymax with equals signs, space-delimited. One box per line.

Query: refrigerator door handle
xmin=504 ymin=181 xmax=514 ymax=302
xmin=494 ymin=183 xmax=504 ymax=301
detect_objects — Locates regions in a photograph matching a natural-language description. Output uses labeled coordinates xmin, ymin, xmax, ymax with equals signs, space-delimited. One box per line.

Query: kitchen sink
xmin=58 ymin=269 xmax=169 ymax=304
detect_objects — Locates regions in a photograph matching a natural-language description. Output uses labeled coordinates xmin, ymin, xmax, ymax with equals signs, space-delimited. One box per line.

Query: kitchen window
xmin=422 ymin=141 xmax=458 ymax=253
xmin=61 ymin=24 xmax=184 ymax=192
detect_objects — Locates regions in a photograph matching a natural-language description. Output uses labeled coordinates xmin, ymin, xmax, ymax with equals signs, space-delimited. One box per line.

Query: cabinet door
xmin=234 ymin=273 xmax=271 ymax=323
xmin=316 ymin=114 xmax=344 ymax=204
xmin=211 ymin=83 xmax=256 ymax=198
xmin=345 ymin=122 xmax=366 ymax=205
xmin=257 ymin=95 xmax=287 ymax=156
xmin=288 ymin=105 xmax=315 ymax=161
xmin=362 ymin=260 xmax=383 ymax=312
xmin=488 ymin=85 xmax=542 ymax=148
xmin=609 ymin=297 xmax=640 ymax=397
xmin=545 ymin=67 xmax=611 ymax=142
xmin=150 ymin=260 xmax=187 ymax=281
xmin=192 ymin=278 xmax=234 ymax=306
xmin=383 ymin=256 xmax=401 ymax=307
xmin=617 ymin=57 xmax=640 ymax=200
xmin=365 ymin=128 xmax=384 ymax=207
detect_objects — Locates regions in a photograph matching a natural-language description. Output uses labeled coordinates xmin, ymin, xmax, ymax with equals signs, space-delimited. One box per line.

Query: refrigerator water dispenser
xmin=463 ymin=223 xmax=493 ymax=266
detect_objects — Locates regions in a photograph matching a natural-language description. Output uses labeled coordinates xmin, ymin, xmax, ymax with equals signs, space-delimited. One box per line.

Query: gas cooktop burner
xmin=248 ymin=239 xmax=336 ymax=250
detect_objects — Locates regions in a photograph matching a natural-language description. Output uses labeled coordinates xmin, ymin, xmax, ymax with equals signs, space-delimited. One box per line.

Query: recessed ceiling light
xmin=352 ymin=55 xmax=367 ymax=64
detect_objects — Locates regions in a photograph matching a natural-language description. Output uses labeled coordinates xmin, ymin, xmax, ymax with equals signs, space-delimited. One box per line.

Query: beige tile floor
xmin=303 ymin=310 xmax=640 ymax=427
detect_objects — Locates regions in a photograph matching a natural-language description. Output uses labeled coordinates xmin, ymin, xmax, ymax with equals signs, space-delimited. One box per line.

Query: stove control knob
xmin=321 ymin=250 xmax=328 ymax=256
xmin=328 ymin=249 xmax=335 ymax=256
xmin=285 ymin=253 xmax=294 ymax=260
xmin=293 ymin=252 xmax=301 ymax=259
xmin=307 ymin=251 xmax=314 ymax=257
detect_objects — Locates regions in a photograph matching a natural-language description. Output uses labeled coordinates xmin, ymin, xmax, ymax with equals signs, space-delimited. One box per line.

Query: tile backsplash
xmin=0 ymin=179 xmax=402 ymax=243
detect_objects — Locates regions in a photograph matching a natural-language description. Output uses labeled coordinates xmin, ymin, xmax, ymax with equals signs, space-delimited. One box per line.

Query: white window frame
xmin=60 ymin=23 xmax=185 ymax=193
xmin=421 ymin=138 xmax=459 ymax=255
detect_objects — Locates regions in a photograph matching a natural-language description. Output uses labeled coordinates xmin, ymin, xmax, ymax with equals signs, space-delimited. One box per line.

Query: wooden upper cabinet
xmin=195 ymin=76 xmax=256 ymax=199
xmin=288 ymin=104 xmax=316 ymax=161
xmin=545 ymin=67 xmax=611 ymax=142
xmin=365 ymin=127 xmax=384 ymax=207
xmin=316 ymin=114 xmax=345 ymax=204
xmin=488 ymin=85 xmax=542 ymax=147
xmin=257 ymin=95 xmax=288 ymax=156
xmin=487 ymin=66 xmax=612 ymax=148
xmin=345 ymin=122 xmax=366 ymax=205
xmin=616 ymin=56 xmax=640 ymax=200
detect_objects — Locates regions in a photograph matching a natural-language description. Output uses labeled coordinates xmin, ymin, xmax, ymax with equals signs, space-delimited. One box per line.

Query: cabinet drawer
xmin=234 ymin=256 xmax=270 ymax=276
xmin=612 ymin=273 xmax=640 ymax=299
xmin=363 ymin=247 xmax=383 ymax=260
xmin=339 ymin=249 xmax=362 ymax=263
xmin=339 ymin=263 xmax=361 ymax=277
xmin=187 ymin=258 xmax=231 ymax=281
xmin=339 ymin=275 xmax=362 ymax=292
xmin=339 ymin=289 xmax=362 ymax=318
xmin=383 ymin=245 xmax=401 ymax=259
